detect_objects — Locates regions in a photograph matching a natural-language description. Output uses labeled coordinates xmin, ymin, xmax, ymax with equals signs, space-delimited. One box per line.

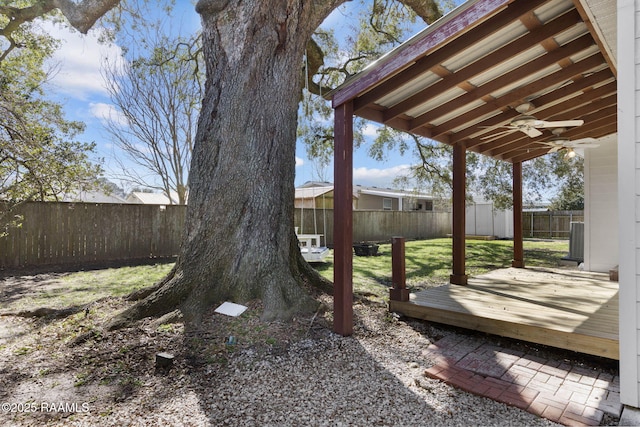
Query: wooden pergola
xmin=328 ymin=0 xmax=617 ymax=335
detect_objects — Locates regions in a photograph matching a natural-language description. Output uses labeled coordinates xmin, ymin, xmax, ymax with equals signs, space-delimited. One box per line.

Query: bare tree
xmin=101 ymin=31 xmax=202 ymax=205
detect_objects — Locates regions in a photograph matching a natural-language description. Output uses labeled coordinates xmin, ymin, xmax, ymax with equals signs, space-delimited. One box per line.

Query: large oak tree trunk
xmin=109 ymin=0 xmax=343 ymax=328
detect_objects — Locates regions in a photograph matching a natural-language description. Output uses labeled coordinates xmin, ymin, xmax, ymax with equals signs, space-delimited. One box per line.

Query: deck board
xmin=389 ymin=267 xmax=619 ymax=359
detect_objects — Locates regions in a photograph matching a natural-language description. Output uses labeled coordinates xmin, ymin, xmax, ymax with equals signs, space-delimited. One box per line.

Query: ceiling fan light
xmin=515 ymin=102 xmax=534 ymax=114
xmin=565 ymin=148 xmax=576 ymax=159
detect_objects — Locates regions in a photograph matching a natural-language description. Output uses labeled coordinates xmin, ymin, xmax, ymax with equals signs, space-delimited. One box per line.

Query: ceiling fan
xmin=542 ymin=128 xmax=599 ymax=157
xmin=481 ymin=103 xmax=584 ymax=139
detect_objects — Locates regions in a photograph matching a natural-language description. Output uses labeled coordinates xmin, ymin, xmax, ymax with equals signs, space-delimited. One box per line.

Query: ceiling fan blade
xmin=545 ymin=137 xmax=599 ymax=149
xmin=521 ymin=127 xmax=543 ymax=138
xmin=566 ymin=142 xmax=600 ymax=148
xmin=480 ymin=129 xmax=516 ymax=140
xmin=568 ymin=137 xmax=598 ymax=145
xmin=539 ymin=140 xmax=558 ymax=147
xmin=534 ymin=119 xmax=584 ymax=129
xmin=478 ymin=125 xmax=509 ymax=130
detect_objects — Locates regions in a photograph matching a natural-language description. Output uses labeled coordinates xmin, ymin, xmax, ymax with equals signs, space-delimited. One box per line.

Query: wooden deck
xmin=389 ymin=267 xmax=619 ymax=360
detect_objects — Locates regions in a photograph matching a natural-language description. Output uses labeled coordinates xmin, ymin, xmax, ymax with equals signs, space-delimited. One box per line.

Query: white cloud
xmin=295 ymin=157 xmax=305 ymax=167
xmin=89 ymin=102 xmax=128 ymax=126
xmin=362 ymin=123 xmax=381 ymax=137
xmin=353 ymin=164 xmax=413 ymax=187
xmin=43 ymin=22 xmax=124 ymax=99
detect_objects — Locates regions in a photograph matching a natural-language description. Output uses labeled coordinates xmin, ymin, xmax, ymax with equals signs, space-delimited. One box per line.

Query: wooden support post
xmin=512 ymin=161 xmax=525 ymax=268
xmin=390 ymin=236 xmax=409 ymax=301
xmin=333 ymin=101 xmax=353 ymax=336
xmin=451 ymin=143 xmax=468 ymax=285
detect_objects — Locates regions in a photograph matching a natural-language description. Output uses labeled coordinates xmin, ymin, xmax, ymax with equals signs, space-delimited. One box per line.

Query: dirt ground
xmin=0 ymin=273 xmax=320 ymax=426
xmin=0 ymin=271 xmax=619 ymax=426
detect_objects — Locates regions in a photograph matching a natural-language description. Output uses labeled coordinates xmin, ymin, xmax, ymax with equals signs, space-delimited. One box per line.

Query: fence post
xmin=390 ymin=236 xmax=409 ymax=302
xmin=530 ymin=212 xmax=534 ymax=238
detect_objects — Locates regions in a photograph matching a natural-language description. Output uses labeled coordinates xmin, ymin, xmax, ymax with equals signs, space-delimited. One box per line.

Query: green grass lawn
xmin=3 ymin=263 xmax=174 ymax=312
xmin=313 ymin=238 xmax=569 ymax=301
xmin=2 ymin=238 xmax=568 ymax=311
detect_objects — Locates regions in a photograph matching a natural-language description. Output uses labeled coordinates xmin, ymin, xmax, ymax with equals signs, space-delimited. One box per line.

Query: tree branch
xmin=52 ymin=0 xmax=122 ymax=33
xmin=301 ymin=0 xmax=442 ymax=98
xmin=401 ymin=0 xmax=442 ymax=24
xmin=0 ymin=0 xmax=121 ymax=42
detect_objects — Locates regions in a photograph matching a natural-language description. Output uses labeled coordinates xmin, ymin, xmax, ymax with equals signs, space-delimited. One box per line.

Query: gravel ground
xmin=0 ymin=287 xmax=570 ymax=427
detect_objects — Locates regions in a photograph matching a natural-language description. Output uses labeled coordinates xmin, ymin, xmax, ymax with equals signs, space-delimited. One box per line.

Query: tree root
xmin=125 ymin=282 xmax=164 ymax=301
xmin=0 ymin=297 xmax=111 ymax=319
xmin=292 ymin=234 xmax=333 ymax=296
xmin=149 ymin=309 xmax=183 ymax=329
xmin=125 ymin=267 xmax=177 ymax=302
xmin=0 ymin=306 xmax=84 ymax=319
xmin=102 ymin=236 xmax=333 ymax=331
xmin=69 ymin=328 xmax=102 ymax=347
xmin=105 ymin=272 xmax=189 ymax=331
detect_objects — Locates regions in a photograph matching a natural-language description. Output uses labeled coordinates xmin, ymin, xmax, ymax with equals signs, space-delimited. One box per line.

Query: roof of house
xmin=299 ymin=181 xmax=333 ymax=188
xmin=61 ymin=190 xmax=127 ymax=204
xmin=127 ymin=191 xmax=179 ymax=205
xmin=354 ymin=185 xmax=433 ymax=200
xmin=295 ymin=183 xmax=433 ymax=200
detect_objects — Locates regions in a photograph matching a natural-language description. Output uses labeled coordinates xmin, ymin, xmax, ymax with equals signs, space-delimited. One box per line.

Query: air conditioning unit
xmin=568 ymin=222 xmax=584 ymax=262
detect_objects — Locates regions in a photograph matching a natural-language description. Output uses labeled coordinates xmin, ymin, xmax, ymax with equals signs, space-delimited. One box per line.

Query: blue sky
xmin=45 ymin=2 xmax=445 ymax=191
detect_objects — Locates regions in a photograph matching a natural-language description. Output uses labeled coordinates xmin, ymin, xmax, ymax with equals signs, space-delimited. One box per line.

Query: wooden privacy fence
xmin=295 ymin=208 xmax=452 ymax=246
xmin=522 ymin=210 xmax=583 ymax=239
xmin=0 ymin=202 xmax=186 ymax=269
xmin=1 ymin=203 xmax=453 ymax=269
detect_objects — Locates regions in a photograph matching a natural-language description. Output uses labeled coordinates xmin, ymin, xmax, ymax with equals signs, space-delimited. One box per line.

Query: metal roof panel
xmin=329 ymin=0 xmax=616 ymax=163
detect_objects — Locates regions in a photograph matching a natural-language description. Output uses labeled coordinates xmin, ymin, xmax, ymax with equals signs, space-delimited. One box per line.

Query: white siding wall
xmin=618 ymin=0 xmax=639 ymax=407
xmin=584 ymin=135 xmax=619 ymax=273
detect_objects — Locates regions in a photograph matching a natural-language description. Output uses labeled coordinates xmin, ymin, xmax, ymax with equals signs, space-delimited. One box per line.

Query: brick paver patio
xmin=423 ymin=335 xmax=621 ymax=426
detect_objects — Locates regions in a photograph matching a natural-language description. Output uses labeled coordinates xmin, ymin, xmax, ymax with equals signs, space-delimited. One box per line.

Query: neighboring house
xmin=297 ymin=184 xmax=547 ymax=239
xmin=523 ymin=201 xmax=552 ymax=212
xmin=60 ymin=190 xmax=128 ymax=204
xmin=353 ymin=185 xmax=435 ymax=211
xmin=295 ymin=182 xmax=436 ymax=211
xmin=126 ymin=191 xmax=181 ymax=205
